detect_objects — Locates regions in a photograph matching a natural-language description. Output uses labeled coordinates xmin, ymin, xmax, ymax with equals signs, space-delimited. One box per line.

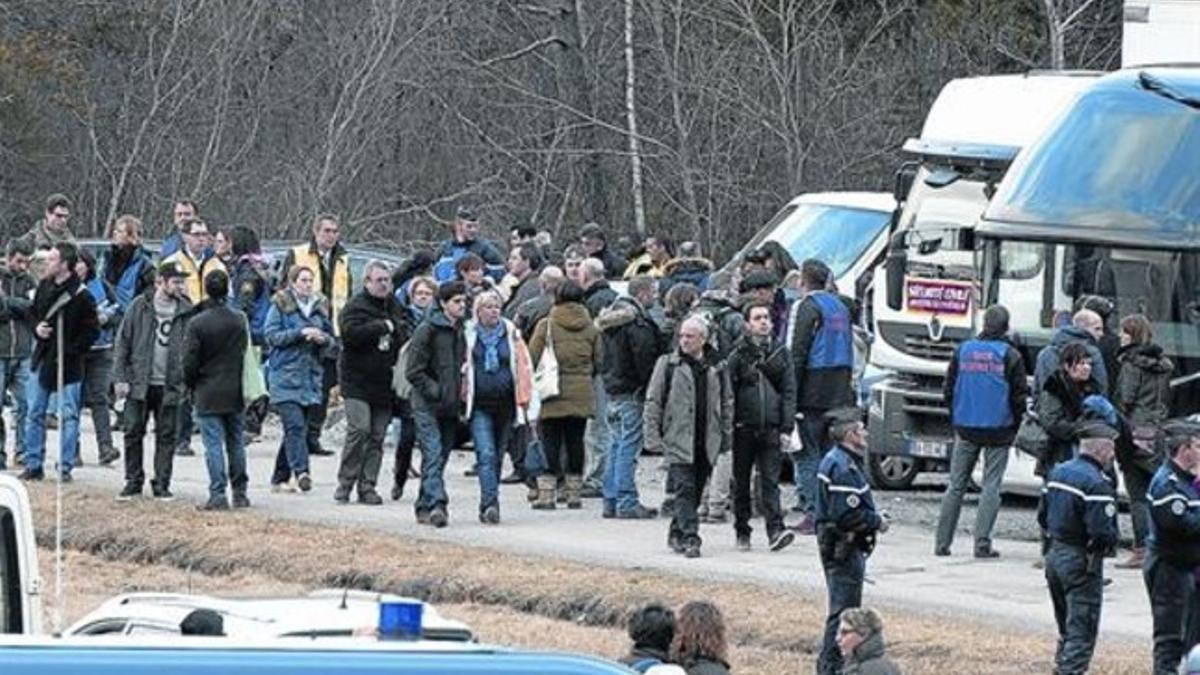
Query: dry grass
xmin=27 ymin=484 xmax=1148 ymax=674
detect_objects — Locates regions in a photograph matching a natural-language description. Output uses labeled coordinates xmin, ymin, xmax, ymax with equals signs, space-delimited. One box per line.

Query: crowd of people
xmin=2 ymin=191 xmax=1199 ymax=674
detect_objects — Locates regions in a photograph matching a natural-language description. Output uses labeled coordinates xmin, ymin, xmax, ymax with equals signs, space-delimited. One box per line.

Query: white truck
xmin=864 ymin=72 xmax=1099 ymax=489
xmin=0 ymin=473 xmax=42 ymax=635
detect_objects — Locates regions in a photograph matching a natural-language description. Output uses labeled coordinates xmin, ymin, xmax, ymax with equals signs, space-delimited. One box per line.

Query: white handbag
xmin=534 ymin=323 xmax=561 ymax=401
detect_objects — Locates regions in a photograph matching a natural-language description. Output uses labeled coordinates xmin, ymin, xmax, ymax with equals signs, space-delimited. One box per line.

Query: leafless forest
xmin=0 ymin=0 xmax=1120 ymax=257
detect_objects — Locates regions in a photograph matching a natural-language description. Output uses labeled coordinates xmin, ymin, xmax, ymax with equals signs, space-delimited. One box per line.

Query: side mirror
xmin=885 ymin=230 xmax=907 ymax=311
xmin=893 ymin=162 xmax=918 ymax=204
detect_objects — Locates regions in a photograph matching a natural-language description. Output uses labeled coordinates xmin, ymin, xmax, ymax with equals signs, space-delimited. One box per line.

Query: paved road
xmin=42 ymin=414 xmax=1150 ymax=642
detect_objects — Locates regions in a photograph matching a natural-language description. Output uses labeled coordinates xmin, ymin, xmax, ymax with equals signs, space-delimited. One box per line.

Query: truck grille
xmin=877 ymin=320 xmax=971 ymax=362
xmin=901 ymin=335 xmax=961 ymax=360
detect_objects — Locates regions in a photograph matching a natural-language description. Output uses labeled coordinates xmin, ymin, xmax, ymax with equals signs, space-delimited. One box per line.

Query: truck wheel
xmin=866 ymin=452 xmax=919 ymax=490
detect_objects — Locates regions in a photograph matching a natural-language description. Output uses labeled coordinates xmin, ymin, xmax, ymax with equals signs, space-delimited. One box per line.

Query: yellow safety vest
xmin=289 ymin=242 xmax=351 ymax=334
xmin=163 ymin=250 xmax=227 ymax=305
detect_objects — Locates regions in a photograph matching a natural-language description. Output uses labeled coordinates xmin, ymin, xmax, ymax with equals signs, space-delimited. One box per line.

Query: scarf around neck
xmin=478 ymin=321 xmax=505 ymax=373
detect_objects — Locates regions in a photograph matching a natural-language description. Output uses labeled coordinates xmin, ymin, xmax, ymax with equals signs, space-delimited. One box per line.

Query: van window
xmin=748 ymin=204 xmax=888 ymax=278
xmin=0 ymin=507 xmax=22 ymax=633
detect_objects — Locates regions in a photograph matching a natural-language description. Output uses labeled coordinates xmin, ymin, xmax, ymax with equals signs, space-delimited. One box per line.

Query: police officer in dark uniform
xmin=1143 ymin=420 xmax=1200 ymax=675
xmin=814 ymin=407 xmax=888 ymax=675
xmin=1037 ymin=420 xmax=1120 ymax=675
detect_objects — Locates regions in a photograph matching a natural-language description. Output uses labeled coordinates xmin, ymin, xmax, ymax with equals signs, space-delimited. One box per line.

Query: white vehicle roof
xmin=920 ymin=72 xmax=1100 ymax=148
xmin=787 ymin=191 xmax=893 ymax=213
xmin=65 ymin=589 xmax=473 ymax=642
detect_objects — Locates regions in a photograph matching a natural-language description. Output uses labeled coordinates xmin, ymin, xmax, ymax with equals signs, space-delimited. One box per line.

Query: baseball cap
xmin=158 ymin=260 xmax=190 ymax=279
xmin=455 ymin=205 xmax=478 ymax=222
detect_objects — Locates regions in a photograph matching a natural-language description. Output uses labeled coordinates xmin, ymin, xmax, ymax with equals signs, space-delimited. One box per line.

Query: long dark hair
xmin=230 ymin=225 xmax=261 ymax=258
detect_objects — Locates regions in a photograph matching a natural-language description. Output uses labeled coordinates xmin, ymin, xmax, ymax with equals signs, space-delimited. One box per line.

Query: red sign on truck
xmin=906 ymin=278 xmax=972 ymax=315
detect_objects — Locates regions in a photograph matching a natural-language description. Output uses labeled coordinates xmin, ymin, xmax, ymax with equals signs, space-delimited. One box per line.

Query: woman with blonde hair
xmin=670 ymin=601 xmax=731 ymax=675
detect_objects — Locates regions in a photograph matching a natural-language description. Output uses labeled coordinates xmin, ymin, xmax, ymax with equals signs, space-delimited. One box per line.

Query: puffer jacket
xmin=0 ymin=264 xmax=36 ymax=359
xmin=529 ymin=302 xmax=602 ymax=419
xmin=406 ymin=309 xmax=467 ymax=418
xmin=113 ymin=292 xmax=193 ymax=404
xmin=264 ymin=290 xmax=339 ymax=407
xmin=643 ymin=350 xmax=732 ymax=465
xmin=597 ymin=296 xmax=665 ymax=397
xmin=463 ymin=317 xmax=534 ymax=422
xmin=728 ymin=335 xmax=796 ymax=433
xmin=841 ymin=632 xmax=902 ymax=675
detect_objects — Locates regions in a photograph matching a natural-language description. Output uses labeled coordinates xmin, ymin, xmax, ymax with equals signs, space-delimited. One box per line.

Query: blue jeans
xmin=413 ymin=406 xmax=456 ymax=514
xmin=197 ymin=412 xmax=247 ymax=499
xmin=792 ymin=411 xmax=824 ymax=515
xmin=273 ymin=402 xmax=311 ymax=481
xmin=24 ymin=376 xmax=82 ymax=474
xmin=0 ymin=357 xmax=30 ymax=463
xmin=470 ymin=405 xmax=513 ymax=513
xmin=603 ymin=394 xmax=644 ymax=513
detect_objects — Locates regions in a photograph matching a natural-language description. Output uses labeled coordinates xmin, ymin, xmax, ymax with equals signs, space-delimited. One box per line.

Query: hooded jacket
xmin=658 ymin=256 xmax=713 ymax=298
xmin=529 ymin=302 xmax=602 ymax=420
xmin=339 ymin=289 xmax=409 ymax=407
xmin=113 ymin=290 xmax=193 ymax=405
xmin=265 ymin=289 xmax=339 ymax=407
xmin=841 ymin=632 xmax=902 ymax=675
xmin=728 ymin=334 xmax=796 ymax=433
xmin=643 ymin=350 xmax=733 ymax=466
xmin=30 ymin=275 xmax=99 ymax=390
xmin=1034 ymin=325 xmax=1109 ymax=395
xmin=463 ymin=317 xmax=534 ymax=423
xmin=1116 ymin=342 xmax=1173 ymax=428
xmin=406 ymin=308 xmax=467 ymax=418
xmin=597 ymin=296 xmax=665 ymax=397
xmin=0 ymin=264 xmax=36 ymax=360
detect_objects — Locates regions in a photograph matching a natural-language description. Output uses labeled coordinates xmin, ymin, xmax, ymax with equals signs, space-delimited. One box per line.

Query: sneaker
xmin=429 ymin=508 xmax=448 ymax=528
xmin=333 ymin=484 xmax=352 ymax=504
xmin=296 ymin=473 xmax=312 ymax=493
xmin=98 ymin=448 xmax=120 ymax=467
xmin=358 ymin=490 xmax=383 ymax=506
xmin=198 ymin=497 xmax=229 ymax=511
xmin=232 ymin=492 xmax=251 ymax=509
xmin=17 ymin=468 xmax=44 ymax=482
xmin=391 ymin=483 xmax=404 ymax=501
xmin=934 ymin=546 xmax=951 ymax=557
xmin=152 ymin=487 xmax=175 ymax=502
xmin=616 ymin=504 xmax=658 ymax=520
xmin=790 ymin=513 xmax=816 ymax=536
xmin=736 ymin=533 xmax=751 ymax=552
xmin=116 ymin=484 xmax=142 ymax=501
xmin=769 ymin=530 xmax=795 ymax=553
xmin=974 ymin=546 xmax=1001 ymax=560
xmin=668 ymin=533 xmax=686 ymax=554
xmin=480 ymin=506 xmax=500 ymax=525
xmin=684 ymin=542 xmax=702 ymax=559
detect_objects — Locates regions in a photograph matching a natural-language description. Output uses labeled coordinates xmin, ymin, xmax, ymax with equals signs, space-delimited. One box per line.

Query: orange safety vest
xmin=289 ymin=242 xmax=351 ymax=334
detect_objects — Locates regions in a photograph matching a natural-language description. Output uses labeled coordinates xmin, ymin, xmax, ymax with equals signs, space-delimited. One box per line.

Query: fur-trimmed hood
xmin=662 ymin=256 xmax=714 ymax=276
xmin=595 ymin=296 xmax=643 ymax=331
xmin=272 ymin=288 xmax=330 ymax=317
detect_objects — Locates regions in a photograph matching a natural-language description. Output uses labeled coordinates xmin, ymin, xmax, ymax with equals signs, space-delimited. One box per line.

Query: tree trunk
xmin=623 ymin=0 xmax=646 ymax=236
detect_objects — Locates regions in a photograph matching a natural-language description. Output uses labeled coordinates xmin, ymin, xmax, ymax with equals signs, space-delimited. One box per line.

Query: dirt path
xmin=28 ymin=484 xmax=1148 ymax=674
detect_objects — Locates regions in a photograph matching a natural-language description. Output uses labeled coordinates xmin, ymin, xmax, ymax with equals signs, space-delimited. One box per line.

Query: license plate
xmin=907 ymin=440 xmax=948 ymax=459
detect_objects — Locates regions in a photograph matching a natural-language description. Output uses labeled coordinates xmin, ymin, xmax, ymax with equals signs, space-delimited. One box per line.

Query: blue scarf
xmin=478 ymin=322 xmax=505 ymax=373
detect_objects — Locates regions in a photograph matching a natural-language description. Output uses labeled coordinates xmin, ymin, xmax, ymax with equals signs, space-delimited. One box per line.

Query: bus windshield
xmin=732 ymin=203 xmax=890 ymax=279
xmin=988 ymin=73 xmax=1200 ymax=239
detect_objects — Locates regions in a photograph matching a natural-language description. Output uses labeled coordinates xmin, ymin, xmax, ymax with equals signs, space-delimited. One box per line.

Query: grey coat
xmin=113 ymin=292 xmax=194 ymax=405
xmin=643 ymin=350 xmax=732 ymax=466
xmin=841 ymin=633 xmax=902 ymax=675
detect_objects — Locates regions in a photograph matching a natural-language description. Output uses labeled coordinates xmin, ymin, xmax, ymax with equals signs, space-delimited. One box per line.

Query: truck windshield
xmin=727 ymin=203 xmax=889 ymax=278
xmin=988 ymin=77 xmax=1200 ymax=237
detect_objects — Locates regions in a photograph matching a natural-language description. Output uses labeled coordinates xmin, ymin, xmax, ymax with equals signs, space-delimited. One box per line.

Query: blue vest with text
xmin=807 ymin=291 xmax=853 ymax=370
xmin=952 ymin=339 xmax=1013 ymax=429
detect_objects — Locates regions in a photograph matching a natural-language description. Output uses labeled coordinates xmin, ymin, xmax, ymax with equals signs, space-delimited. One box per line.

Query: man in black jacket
xmin=183 ymin=270 xmax=248 ymax=510
xmin=935 ymin=305 xmax=1029 ymax=558
xmin=19 ymin=242 xmax=98 ymax=482
xmin=407 ymin=281 xmax=468 ymax=527
xmin=335 ymin=261 xmax=409 ymax=506
xmin=728 ymin=301 xmax=797 ymax=553
xmin=0 ymin=240 xmax=37 ymax=470
xmin=788 ymin=260 xmax=855 ymax=533
xmin=580 ymin=258 xmax=618 ymax=318
xmin=596 ymin=276 xmax=665 ymax=519
xmin=114 ymin=261 xmax=193 ymax=501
